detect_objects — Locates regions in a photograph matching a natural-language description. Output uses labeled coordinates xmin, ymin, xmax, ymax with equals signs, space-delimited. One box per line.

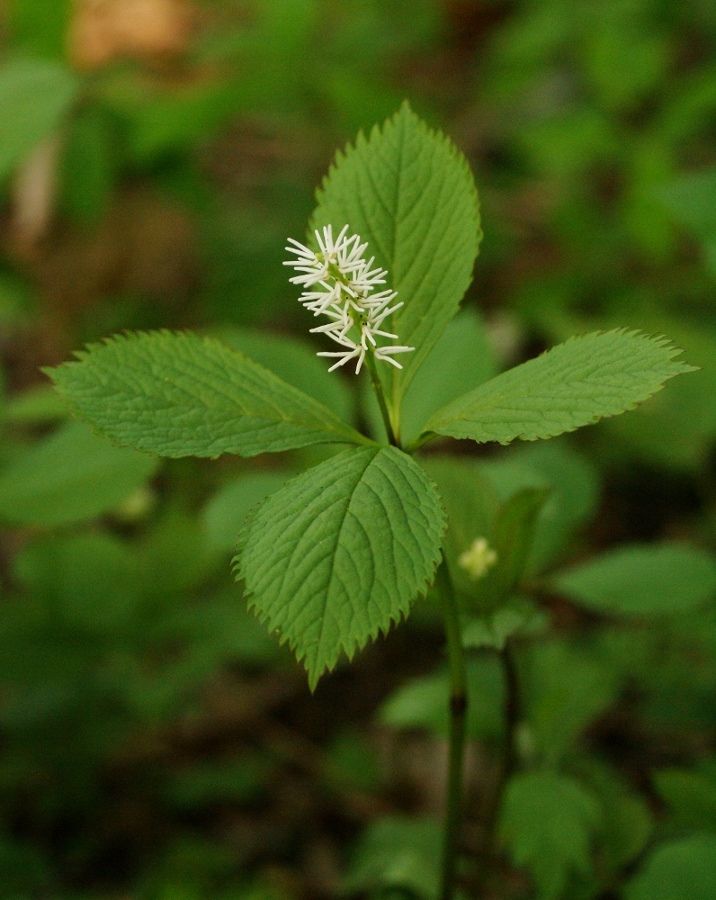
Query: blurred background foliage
xmin=0 ymin=0 xmax=715 ymax=897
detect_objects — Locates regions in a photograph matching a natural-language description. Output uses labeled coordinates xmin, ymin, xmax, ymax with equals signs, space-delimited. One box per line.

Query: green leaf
xmin=47 ymin=331 xmax=368 ymax=459
xmin=654 ymin=766 xmax=716 ymax=833
xmin=496 ymin=442 xmax=600 ymax=574
xmin=15 ymin=533 xmax=140 ymax=633
xmin=575 ymin=758 xmax=654 ymax=875
xmin=236 ymin=446 xmax=445 ymax=689
xmin=343 ymin=817 xmax=443 ymax=900
xmin=423 ymin=330 xmax=695 ymax=446
xmin=0 ymin=57 xmax=78 ymax=183
xmin=499 ymin=772 xmax=601 ymax=900
xmin=202 ymin=471 xmax=289 ymax=557
xmin=625 ymin=835 xmax=716 ymax=900
xmin=0 ymin=422 xmax=158 ymax=527
xmin=214 ymin=326 xmax=354 ymax=422
xmin=311 ymin=102 xmax=481 ymax=407
xmin=462 ymin=599 xmax=547 ymax=651
xmin=551 ymin=543 xmax=716 ymax=616
xmin=524 ymin=640 xmax=618 ymax=766
xmin=4 ymin=384 xmax=68 ymax=424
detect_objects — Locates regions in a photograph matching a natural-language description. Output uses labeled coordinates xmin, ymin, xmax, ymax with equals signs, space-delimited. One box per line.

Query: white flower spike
xmin=284 ymin=225 xmax=414 ymax=374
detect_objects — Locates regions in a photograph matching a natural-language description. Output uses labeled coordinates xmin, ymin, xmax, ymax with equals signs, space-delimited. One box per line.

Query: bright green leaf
xmin=0 ymin=422 xmax=158 ymax=527
xmin=0 ymin=57 xmax=78 ymax=183
xmin=47 ymin=331 xmax=368 ymax=459
xmin=625 ymin=835 xmax=716 ymax=900
xmin=236 ymin=446 xmax=445 ymax=689
xmin=312 ymin=102 xmax=481 ymax=408
xmin=552 ymin=543 xmax=716 ymax=616
xmin=423 ymin=330 xmax=695 ymax=446
xmin=499 ymin=772 xmax=601 ymax=900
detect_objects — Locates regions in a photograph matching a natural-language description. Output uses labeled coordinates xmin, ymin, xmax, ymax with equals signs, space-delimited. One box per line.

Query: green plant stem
xmin=435 ymin=557 xmax=468 ymax=900
xmin=366 ymin=352 xmax=400 ymax=447
xmin=478 ymin=641 xmax=522 ymax=892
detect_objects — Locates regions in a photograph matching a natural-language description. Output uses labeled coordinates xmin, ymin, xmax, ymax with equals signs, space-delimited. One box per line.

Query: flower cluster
xmin=284 ymin=225 xmax=414 ymax=374
xmin=458 ymin=537 xmax=498 ymax=580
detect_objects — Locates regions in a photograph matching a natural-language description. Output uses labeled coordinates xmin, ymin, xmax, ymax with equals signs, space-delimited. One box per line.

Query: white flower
xmin=458 ymin=538 xmax=498 ymax=580
xmin=284 ymin=225 xmax=414 ymax=374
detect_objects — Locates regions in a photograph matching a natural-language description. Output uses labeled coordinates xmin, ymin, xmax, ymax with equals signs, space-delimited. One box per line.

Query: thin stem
xmin=365 ymin=352 xmax=400 ymax=447
xmin=478 ymin=641 xmax=522 ymax=893
xmin=435 ymin=557 xmax=468 ymax=900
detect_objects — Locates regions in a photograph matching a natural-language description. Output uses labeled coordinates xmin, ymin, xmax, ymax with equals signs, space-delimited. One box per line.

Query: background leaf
xmin=552 ymin=543 xmax=716 ymax=616
xmin=499 ymin=772 xmax=601 ymax=900
xmin=424 ymin=330 xmax=695 ymax=445
xmin=0 ymin=57 xmax=77 ymax=183
xmin=237 ymin=446 xmax=445 ymax=689
xmin=625 ymin=835 xmax=716 ymax=900
xmin=201 ymin=471 xmax=289 ymax=558
xmin=48 ymin=331 xmax=366 ymax=459
xmin=311 ymin=101 xmax=481 ymax=409
xmin=343 ymin=817 xmax=443 ymax=900
xmin=0 ymin=422 xmax=158 ymax=527
xmin=523 ymin=640 xmax=619 ymax=766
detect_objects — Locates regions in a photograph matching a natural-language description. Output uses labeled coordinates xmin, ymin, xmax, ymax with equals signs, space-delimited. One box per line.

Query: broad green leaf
xmin=214 ymin=327 xmax=353 ymax=422
xmin=343 ymin=817 xmax=443 ymax=900
xmin=499 ymin=772 xmax=601 ymax=900
xmin=202 ymin=471 xmax=289 ymax=557
xmin=236 ymin=446 xmax=445 ymax=689
xmin=47 ymin=331 xmax=368 ymax=459
xmin=379 ymin=655 xmax=505 ymax=741
xmin=423 ymin=330 xmax=695 ymax=446
xmin=311 ymin=102 xmax=481 ymax=408
xmin=0 ymin=58 xmax=78 ymax=183
xmin=0 ymin=422 xmax=158 ymax=527
xmin=654 ymin=766 xmax=716 ymax=833
xmin=625 ymin=835 xmax=716 ymax=900
xmin=524 ymin=640 xmax=618 ymax=766
xmin=552 ymin=543 xmax=716 ymax=616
